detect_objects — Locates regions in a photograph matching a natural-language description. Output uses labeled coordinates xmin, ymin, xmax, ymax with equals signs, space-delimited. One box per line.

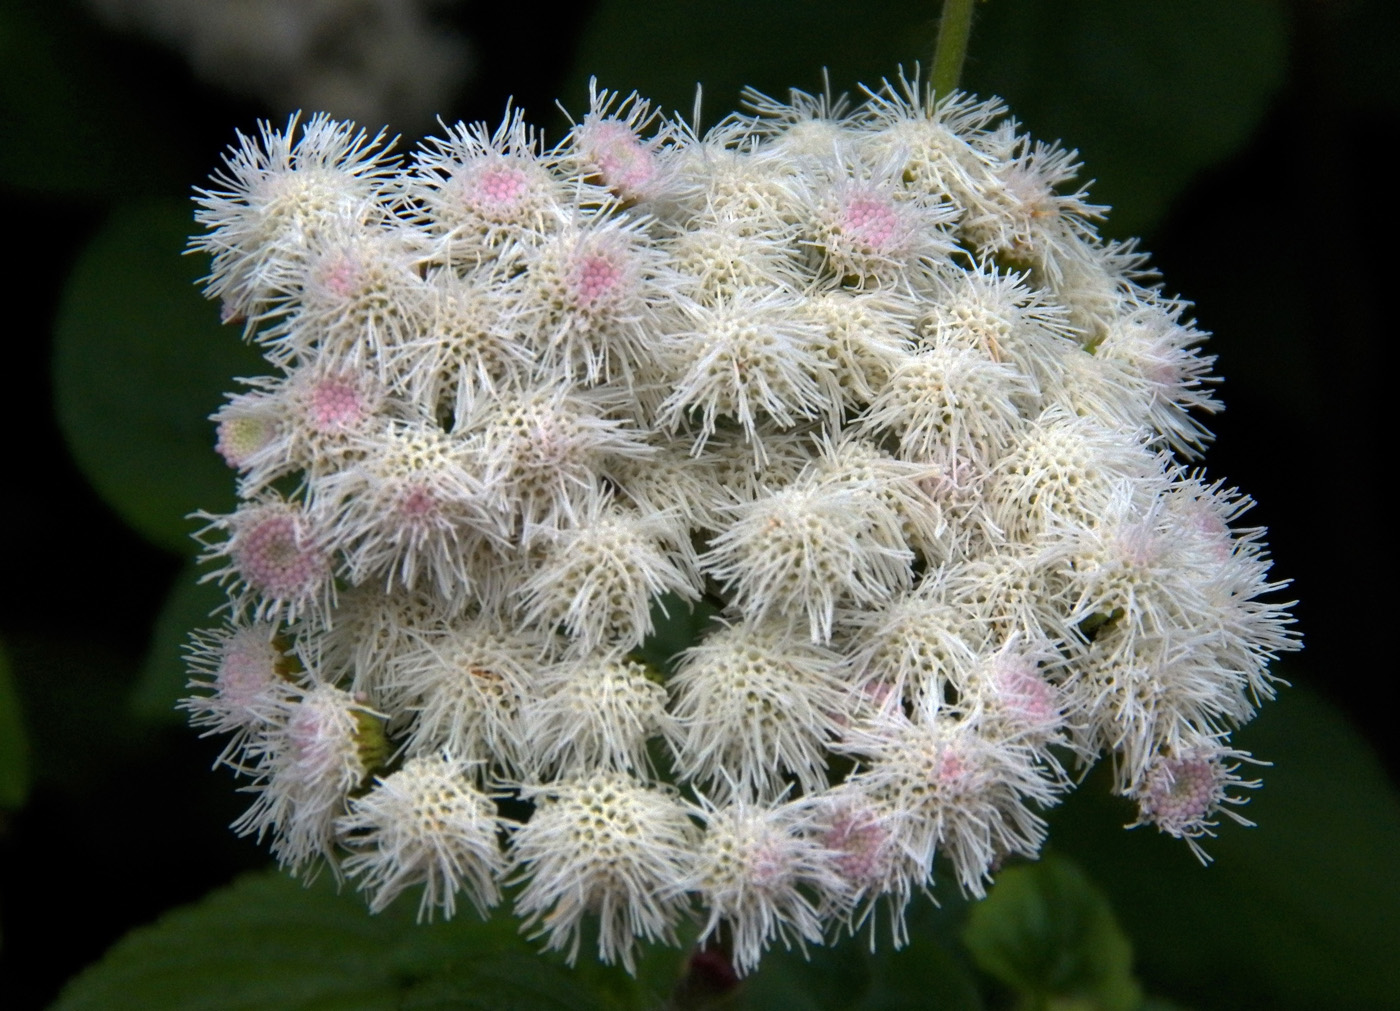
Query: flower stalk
xmin=931 ymin=0 xmax=978 ymax=97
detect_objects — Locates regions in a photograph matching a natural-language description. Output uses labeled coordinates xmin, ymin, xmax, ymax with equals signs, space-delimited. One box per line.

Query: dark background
xmin=1 ymin=0 xmax=1393 ymax=1007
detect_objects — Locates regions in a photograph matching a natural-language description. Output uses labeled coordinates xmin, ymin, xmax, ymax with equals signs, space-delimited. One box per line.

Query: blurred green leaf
xmin=567 ymin=0 xmax=930 ymax=127
xmin=963 ymin=853 xmax=1141 ymax=1011
xmin=569 ymin=0 xmax=1285 ymax=239
xmin=53 ymin=199 xmax=266 ymax=555
xmin=558 ymin=920 xmax=691 ymax=1011
xmin=739 ymin=898 xmax=983 ymax=1010
xmin=636 ymin=593 xmax=720 ymax=676
xmin=1048 ymin=678 xmax=1400 ymax=1010
xmin=0 ymin=638 xmax=30 ymax=809
xmin=5 ymin=633 xmax=145 ymax=794
xmin=965 ymin=0 xmax=1288 ymax=238
xmin=50 ymin=869 xmax=633 ymax=1011
xmin=0 ymin=0 xmax=185 ymax=195
xmin=130 ymin=560 xmax=228 ymax=725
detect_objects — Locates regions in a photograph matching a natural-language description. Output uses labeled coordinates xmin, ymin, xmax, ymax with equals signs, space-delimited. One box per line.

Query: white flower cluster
xmin=183 ymin=73 xmax=1299 ymax=974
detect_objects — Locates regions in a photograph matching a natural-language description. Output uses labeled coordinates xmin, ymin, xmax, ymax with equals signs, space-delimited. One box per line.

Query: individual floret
xmin=860 ymin=334 xmax=1036 ymax=476
xmin=193 ymin=112 xmax=399 ymax=321
xmin=1127 ymin=741 xmax=1262 ymax=864
xmin=182 ymin=623 xmax=300 ymax=765
xmin=657 ymin=291 xmax=837 ymax=452
xmin=407 ymin=107 xmax=575 ymax=264
xmin=835 ymin=709 xmax=1063 ymax=898
xmin=797 ymin=149 xmax=959 ymax=287
xmin=381 ymin=612 xmax=554 ymax=775
xmin=311 ymin=420 xmax=495 ymax=599
xmin=461 ymin=383 xmax=652 ymax=544
xmin=523 ymin=654 xmax=673 ymax=777
xmin=516 ymin=495 xmax=699 ymax=653
xmin=667 ymin=620 xmax=850 ymax=800
xmin=231 ymin=683 xmax=387 ymax=874
xmin=510 ymin=772 xmax=696 ymax=972
xmin=682 ymin=796 xmax=849 ymax=975
xmin=560 ymin=80 xmax=676 ymax=205
xmin=339 ymin=753 xmax=506 ymax=919
xmin=196 ymin=496 xmax=337 ymax=628
xmin=701 ymin=479 xmax=913 ymax=643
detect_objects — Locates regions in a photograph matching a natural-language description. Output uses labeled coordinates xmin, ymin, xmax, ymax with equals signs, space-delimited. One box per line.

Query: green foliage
xmin=1047 ymin=680 xmax=1400 ymax=1011
xmin=738 ymin=905 xmax=984 ymax=1010
xmin=49 ymin=861 xmax=987 ymax=1011
xmin=569 ymin=0 xmax=1287 ymax=239
xmin=964 ymin=0 xmax=1287 ymax=238
xmin=49 ymin=870 xmax=639 ymax=1011
xmin=52 ymin=200 xmax=267 ymax=556
xmin=963 ymin=854 xmax=1141 ymax=1011
xmin=634 ymin=593 xmax=722 ymax=676
xmin=0 ymin=638 xmax=29 ymax=809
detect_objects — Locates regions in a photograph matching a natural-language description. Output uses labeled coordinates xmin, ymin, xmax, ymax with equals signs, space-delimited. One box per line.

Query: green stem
xmin=931 ymin=0 xmax=977 ymax=97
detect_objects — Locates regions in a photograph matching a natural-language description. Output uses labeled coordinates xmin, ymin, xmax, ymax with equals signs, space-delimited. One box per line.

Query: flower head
xmin=193 ymin=113 xmax=398 ymax=320
xmin=339 ymin=754 xmax=506 ymax=919
xmin=684 ymin=796 xmax=849 ymax=975
xmin=184 ymin=71 xmax=1299 ymax=974
xmin=1129 ymin=744 xmax=1262 ymax=864
xmin=509 ymin=772 xmax=696 ymax=972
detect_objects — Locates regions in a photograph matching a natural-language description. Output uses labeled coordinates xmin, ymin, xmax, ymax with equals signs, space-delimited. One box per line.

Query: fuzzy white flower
xmin=860 ymin=333 xmax=1035 ymax=472
xmin=313 ymin=420 xmax=493 ymax=599
xmin=701 ymin=479 xmax=913 ymax=643
xmin=510 ymin=772 xmax=696 ymax=972
xmin=683 ymin=796 xmax=849 ymax=975
xmin=1128 ymin=742 xmax=1261 ymax=864
xmin=191 ymin=113 xmax=398 ymax=321
xmin=836 ymin=710 xmax=1063 ymax=898
xmin=667 ymin=620 xmax=849 ymax=800
xmin=657 ymin=290 xmax=836 ymax=449
xmin=382 ymin=612 xmax=552 ymax=775
xmin=339 ymin=754 xmax=505 ymax=919
xmin=524 ymin=654 xmax=673 ymax=777
xmin=183 ymin=68 xmax=1300 ymax=975
xmin=197 ymin=496 xmax=337 ymax=627
xmin=407 ymin=107 xmax=574 ymax=263
xmin=516 ymin=496 xmax=699 ymax=653
xmin=232 ymin=683 xmax=385 ymax=873
xmin=182 ymin=623 xmax=300 ymax=765
xmin=462 ymin=383 xmax=651 ymax=543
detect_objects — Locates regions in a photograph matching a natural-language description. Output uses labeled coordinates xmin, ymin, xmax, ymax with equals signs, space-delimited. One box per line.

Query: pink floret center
xmin=317 ymin=256 xmax=362 ymax=299
xmin=993 ymin=659 xmax=1059 ymax=727
xmin=842 ymin=197 xmax=900 ymax=250
xmin=585 ymin=121 xmax=656 ymax=195
xmin=936 ymin=748 xmax=971 ymax=787
xmin=235 ymin=512 xmax=326 ymax=600
xmin=569 ymin=253 xmax=625 ymax=311
xmin=288 ymin=704 xmax=338 ymax=770
xmin=396 ymin=484 xmax=442 ymax=523
xmin=219 ymin=639 xmax=278 ymax=709
xmin=747 ymin=840 xmax=788 ymax=891
xmin=473 ymin=165 xmax=529 ymax=209
xmin=826 ymin=808 xmax=889 ymax=886
xmin=1144 ymin=757 xmax=1216 ymax=829
xmin=307 ymin=378 xmax=364 ymax=431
